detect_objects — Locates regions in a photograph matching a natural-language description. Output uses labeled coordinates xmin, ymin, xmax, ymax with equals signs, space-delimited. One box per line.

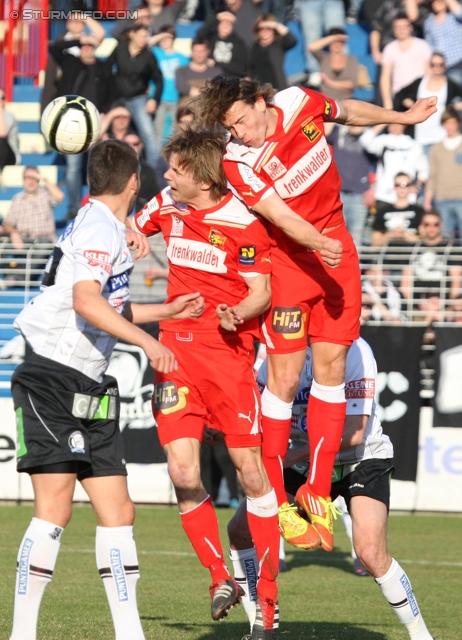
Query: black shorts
xmin=12 ymin=353 xmax=127 ymax=480
xmin=284 ymin=458 xmax=394 ymax=512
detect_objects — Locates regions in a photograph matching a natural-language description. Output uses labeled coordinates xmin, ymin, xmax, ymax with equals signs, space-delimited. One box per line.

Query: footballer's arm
xmin=216 ymin=273 xmax=271 ymax=332
xmin=252 ymin=193 xmax=342 ymax=268
xmin=73 ymin=279 xmax=181 ymax=372
xmin=334 ymin=96 xmax=438 ymax=127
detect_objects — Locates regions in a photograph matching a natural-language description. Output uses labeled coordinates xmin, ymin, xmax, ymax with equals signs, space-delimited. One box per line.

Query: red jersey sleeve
xmin=236 ymin=219 xmax=272 ymax=277
xmin=299 ymin=87 xmax=340 ymax=122
xmin=223 ymin=159 xmax=275 ymax=209
xmin=132 ymin=194 xmax=162 ymax=236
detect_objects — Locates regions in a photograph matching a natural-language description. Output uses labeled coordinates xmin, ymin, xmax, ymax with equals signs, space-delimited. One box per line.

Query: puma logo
xmin=238 ymin=410 xmax=252 ymax=423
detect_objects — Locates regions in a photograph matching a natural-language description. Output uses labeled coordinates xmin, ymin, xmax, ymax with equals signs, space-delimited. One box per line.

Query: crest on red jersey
xmin=208 ymin=228 xmax=227 ymax=248
xmin=301 ymin=116 xmax=321 ymax=143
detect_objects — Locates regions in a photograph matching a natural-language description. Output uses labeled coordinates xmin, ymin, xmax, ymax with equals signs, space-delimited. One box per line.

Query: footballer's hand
xmin=404 ymin=96 xmax=438 ymax=125
xmin=319 ymin=236 xmax=342 ymax=268
xmin=203 ymin=426 xmax=225 ymax=446
xmin=126 ymin=229 xmax=151 ymax=259
xmin=216 ymin=303 xmax=244 ymax=331
xmin=144 ymin=338 xmax=177 ymax=373
xmin=168 ymin=293 xmax=205 ymax=319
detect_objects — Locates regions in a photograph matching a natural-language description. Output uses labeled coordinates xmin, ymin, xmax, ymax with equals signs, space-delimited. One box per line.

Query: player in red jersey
xmin=196 ymin=77 xmax=437 ymax=552
xmin=129 ymin=128 xmax=282 ymax=640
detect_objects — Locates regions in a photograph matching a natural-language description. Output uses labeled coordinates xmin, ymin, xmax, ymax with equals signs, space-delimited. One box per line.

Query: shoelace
xmin=326 ymin=501 xmax=343 ymax=521
xmin=278 ymin=502 xmax=298 ymax=515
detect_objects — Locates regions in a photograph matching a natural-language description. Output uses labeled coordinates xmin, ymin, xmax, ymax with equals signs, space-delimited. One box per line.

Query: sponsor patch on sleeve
xmin=239 ymin=245 xmax=256 ymax=265
xmin=83 ymin=250 xmax=111 ymax=273
xmin=136 ymin=208 xmax=151 ymax=228
xmin=324 ymin=99 xmax=334 ymax=119
xmin=237 ymin=163 xmax=266 ymax=193
xmin=345 ymin=378 xmax=375 ymax=399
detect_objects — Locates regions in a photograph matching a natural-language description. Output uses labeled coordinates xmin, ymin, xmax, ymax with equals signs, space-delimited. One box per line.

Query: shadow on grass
xmin=160 ymin=621 xmax=389 ymax=639
xmin=284 ymin=547 xmax=359 ymax=577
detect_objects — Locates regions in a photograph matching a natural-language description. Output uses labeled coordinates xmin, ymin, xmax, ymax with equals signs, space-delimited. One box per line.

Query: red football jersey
xmin=132 ymin=188 xmax=272 ymax=335
xmin=223 ymin=86 xmax=344 ymax=253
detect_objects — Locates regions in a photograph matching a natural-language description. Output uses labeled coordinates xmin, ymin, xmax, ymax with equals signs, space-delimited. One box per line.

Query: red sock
xmin=247 ymin=491 xmax=280 ymax=601
xmin=261 ymin=415 xmax=291 ymax=506
xmin=180 ymin=496 xmax=230 ymax=583
xmin=307 ymin=390 xmax=346 ymax=498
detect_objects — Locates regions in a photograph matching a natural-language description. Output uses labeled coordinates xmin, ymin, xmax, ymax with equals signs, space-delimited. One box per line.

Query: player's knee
xmin=168 ymin=458 xmax=201 ymax=492
xmin=355 ymin=542 xmax=384 ymax=575
xmin=238 ymin=461 xmax=267 ymax=497
xmin=270 ymin=371 xmax=300 ymax=401
xmin=227 ymin=512 xmax=252 ymax=548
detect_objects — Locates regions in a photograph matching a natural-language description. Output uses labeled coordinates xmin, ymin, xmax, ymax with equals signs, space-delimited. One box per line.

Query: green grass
xmin=0 ymin=505 xmax=460 ymax=639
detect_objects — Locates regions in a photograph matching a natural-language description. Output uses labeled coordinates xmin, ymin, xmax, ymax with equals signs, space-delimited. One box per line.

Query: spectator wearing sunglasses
xmin=0 ymin=88 xmax=20 ymax=172
xmin=423 ymin=106 xmax=462 ymax=238
xmin=372 ymin=172 xmax=424 ymax=246
xmin=401 ymin=209 xmax=462 ymax=308
xmin=393 ymin=52 xmax=462 ymax=153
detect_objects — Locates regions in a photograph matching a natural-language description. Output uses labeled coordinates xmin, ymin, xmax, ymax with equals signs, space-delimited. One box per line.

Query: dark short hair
xmin=196 ymin=75 xmax=276 ymax=129
xmin=191 ymin=36 xmax=209 ymax=48
xmin=421 ymin=209 xmax=442 ymax=221
xmin=157 ymin=24 xmax=176 ymax=38
xmin=327 ymin=27 xmax=346 ymax=36
xmin=441 ymin=105 xmax=460 ymax=124
xmin=393 ymin=12 xmax=411 ymax=22
xmin=88 ymin=140 xmax=139 ymax=196
xmin=164 ymin=128 xmax=227 ymax=202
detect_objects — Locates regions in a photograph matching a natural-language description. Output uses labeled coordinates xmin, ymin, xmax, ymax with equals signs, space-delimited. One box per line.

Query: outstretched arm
xmin=335 ymin=96 xmax=438 ymax=127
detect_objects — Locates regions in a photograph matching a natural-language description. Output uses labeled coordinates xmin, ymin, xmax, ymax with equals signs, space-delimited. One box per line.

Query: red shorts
xmin=261 ymin=224 xmax=361 ymax=353
xmin=153 ymin=330 xmax=262 ymax=449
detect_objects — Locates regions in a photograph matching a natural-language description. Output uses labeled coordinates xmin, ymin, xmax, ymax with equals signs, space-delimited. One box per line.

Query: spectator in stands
xmin=307 ymin=28 xmax=363 ymax=102
xmin=151 ymin=25 xmax=190 ymax=147
xmin=297 ymin=0 xmax=345 ymax=85
xmin=107 ymin=24 xmax=163 ymax=172
xmin=372 ymin=172 xmax=424 ymax=246
xmin=326 ymin=122 xmax=374 ymax=246
xmin=380 ymin=13 xmax=432 ymax=110
xmin=423 ymin=107 xmax=462 ymax=238
xmin=361 ymin=263 xmax=405 ymax=322
xmin=0 ymin=88 xmax=20 ymax=172
xmin=198 ymin=0 xmax=262 ymax=48
xmin=99 ymin=102 xmax=136 ymax=141
xmin=111 ymin=0 xmax=183 ymax=40
xmin=207 ymin=12 xmax=248 ymax=78
xmin=393 ymin=51 xmax=462 ymax=154
xmin=1 ymin=167 xmax=63 ymax=280
xmin=175 ymin=38 xmax=222 ymax=109
xmin=48 ymin=35 xmax=115 ymax=219
xmin=40 ymin=12 xmax=106 ymax=114
xmin=401 ymin=209 xmax=462 ymax=305
xmin=247 ymin=14 xmax=297 ymax=91
xmin=360 ymin=122 xmax=429 ymax=206
xmin=446 ymin=295 xmax=462 ymax=322
xmin=423 ymin=0 xmax=462 ymax=87
xmin=124 ymin=131 xmax=161 ymax=211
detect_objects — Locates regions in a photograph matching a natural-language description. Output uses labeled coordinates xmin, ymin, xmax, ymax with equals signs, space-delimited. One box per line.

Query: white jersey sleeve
xmin=344 ymin=339 xmax=376 ymax=417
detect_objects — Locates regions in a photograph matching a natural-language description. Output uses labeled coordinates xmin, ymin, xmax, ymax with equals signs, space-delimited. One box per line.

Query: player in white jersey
xmin=9 ymin=140 xmax=204 ymax=640
xmin=226 ymin=338 xmax=435 ymax=640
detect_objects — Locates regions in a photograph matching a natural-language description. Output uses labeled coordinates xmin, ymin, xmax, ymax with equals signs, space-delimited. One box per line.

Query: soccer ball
xmin=40 ymin=95 xmax=101 ymax=154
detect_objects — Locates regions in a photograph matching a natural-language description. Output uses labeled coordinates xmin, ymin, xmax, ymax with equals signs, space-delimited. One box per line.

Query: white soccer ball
xmin=40 ymin=95 xmax=101 ymax=154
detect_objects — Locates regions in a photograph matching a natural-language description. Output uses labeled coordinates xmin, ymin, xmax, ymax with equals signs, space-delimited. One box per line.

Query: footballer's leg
xmin=350 ymin=496 xmax=434 ymax=639
xmin=164 ymin=437 xmax=240 ymax=620
xmin=295 ymin=341 xmax=349 ymax=552
xmin=10 ymin=472 xmax=75 ymax=640
xmin=81 ymin=474 xmax=145 ymax=640
xmin=229 ymin=446 xmax=280 ymax=640
xmin=265 ymin=350 xmax=322 ymax=551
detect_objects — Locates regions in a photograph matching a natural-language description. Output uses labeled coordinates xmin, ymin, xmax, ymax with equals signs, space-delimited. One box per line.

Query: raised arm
xmin=335 ymin=96 xmax=438 ymax=127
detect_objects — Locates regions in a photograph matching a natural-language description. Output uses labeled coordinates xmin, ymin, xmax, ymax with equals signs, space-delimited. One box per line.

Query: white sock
xmin=96 ymin=526 xmax=145 ymax=640
xmin=375 ymin=559 xmax=433 ymax=639
xmin=279 ymin=536 xmax=286 ymax=562
xmin=229 ymin=547 xmax=258 ymax=631
xmin=10 ymin=517 xmax=63 ymax=640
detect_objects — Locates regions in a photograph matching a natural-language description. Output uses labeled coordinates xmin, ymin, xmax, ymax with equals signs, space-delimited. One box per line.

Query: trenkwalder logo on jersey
xmin=262 ymin=156 xmax=287 ymax=180
xmin=83 ymin=250 xmax=111 ymax=274
xmin=68 ymin=431 xmax=85 ymax=454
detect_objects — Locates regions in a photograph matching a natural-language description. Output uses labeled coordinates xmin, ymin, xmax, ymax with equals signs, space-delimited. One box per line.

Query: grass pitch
xmin=0 ymin=504 xmax=460 ymax=640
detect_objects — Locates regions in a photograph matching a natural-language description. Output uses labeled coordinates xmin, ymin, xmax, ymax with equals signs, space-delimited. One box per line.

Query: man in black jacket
xmin=48 ymin=35 xmax=115 ymax=218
